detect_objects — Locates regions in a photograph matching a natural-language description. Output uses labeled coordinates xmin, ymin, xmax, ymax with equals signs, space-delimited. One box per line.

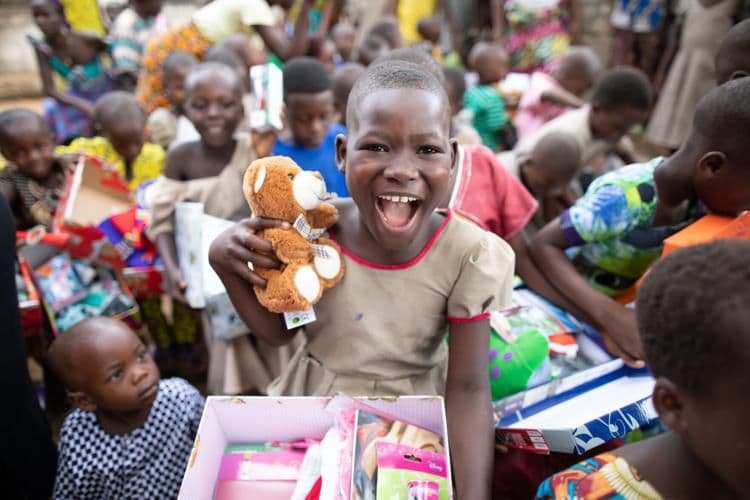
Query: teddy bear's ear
xmin=253 ymin=163 xmax=267 ymax=194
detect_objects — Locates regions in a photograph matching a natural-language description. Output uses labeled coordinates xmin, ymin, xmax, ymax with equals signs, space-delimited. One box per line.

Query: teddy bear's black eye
xmin=288 ymin=174 xmax=294 ymax=181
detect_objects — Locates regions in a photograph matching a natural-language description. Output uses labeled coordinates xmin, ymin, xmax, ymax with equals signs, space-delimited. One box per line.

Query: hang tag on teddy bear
xmin=283 ymin=307 xmax=317 ymax=330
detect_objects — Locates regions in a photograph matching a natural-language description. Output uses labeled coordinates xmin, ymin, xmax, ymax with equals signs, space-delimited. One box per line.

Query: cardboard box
xmin=120 ymin=266 xmax=164 ymax=299
xmin=249 ymin=63 xmax=283 ymax=131
xmin=179 ymin=396 xmax=452 ymax=500
xmin=53 ymin=155 xmax=134 ymax=269
xmin=496 ymin=369 xmax=656 ymax=455
xmin=662 ymin=212 xmax=750 ymax=257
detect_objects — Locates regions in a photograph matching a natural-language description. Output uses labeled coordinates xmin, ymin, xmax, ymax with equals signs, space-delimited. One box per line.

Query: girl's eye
xmin=108 ymin=369 xmax=123 ymax=382
xmin=363 ymin=144 xmax=388 ymax=153
xmin=418 ymin=145 xmax=441 ymax=155
xmin=137 ymin=351 xmax=147 ymax=362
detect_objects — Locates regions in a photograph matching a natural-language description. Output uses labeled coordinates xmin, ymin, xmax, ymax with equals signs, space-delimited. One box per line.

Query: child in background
xmin=464 ymin=42 xmax=510 ymax=152
xmin=210 ymin=60 xmax=514 ymax=499
xmin=367 ymin=16 xmax=407 ymax=49
xmin=530 ymin=78 xmax=750 ymax=367
xmin=442 ymin=65 xmax=481 ymax=145
xmin=537 ymin=239 xmax=750 ymax=499
xmin=714 ymin=18 xmax=750 ymax=84
xmin=28 ymin=0 xmax=115 ymax=144
xmin=136 ymin=0 xmax=311 ymax=113
xmin=57 ymin=91 xmax=165 ymax=191
xmin=647 ymin=0 xmax=739 ymax=151
xmin=356 ymin=33 xmax=390 ymax=66
xmin=271 ymin=57 xmax=348 ymax=196
xmin=0 ymin=109 xmax=70 ymax=230
xmin=332 ymin=62 xmax=365 ymax=127
xmin=109 ymin=0 xmax=169 ymax=84
xmin=416 ymin=16 xmax=443 ymax=61
xmin=499 ymin=131 xmax=581 ymax=234
xmin=148 ymin=62 xmax=281 ymax=394
xmin=146 ymin=51 xmax=200 ymax=150
xmin=49 ymin=317 xmax=204 ymax=499
xmin=516 ymin=46 xmax=602 ymax=142
xmin=516 ymin=67 xmax=653 ymax=186
xmin=307 ymin=36 xmax=339 ymax=74
xmin=331 ymin=22 xmax=356 ymax=62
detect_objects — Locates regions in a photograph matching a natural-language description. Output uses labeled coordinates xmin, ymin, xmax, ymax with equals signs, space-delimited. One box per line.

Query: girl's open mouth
xmin=376 ymin=194 xmax=422 ymax=228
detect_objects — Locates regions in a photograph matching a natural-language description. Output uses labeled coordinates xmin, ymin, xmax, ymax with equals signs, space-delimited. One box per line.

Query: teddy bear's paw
xmin=312 ymin=244 xmax=342 ymax=281
xmin=294 ymin=265 xmax=322 ymax=303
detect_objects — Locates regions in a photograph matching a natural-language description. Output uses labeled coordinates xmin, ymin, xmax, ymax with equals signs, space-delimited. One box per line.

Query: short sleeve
xmin=492 ymin=156 xmax=538 ymax=239
xmin=447 ymin=232 xmax=515 ymax=322
xmin=560 ymin=182 xmax=632 ymax=246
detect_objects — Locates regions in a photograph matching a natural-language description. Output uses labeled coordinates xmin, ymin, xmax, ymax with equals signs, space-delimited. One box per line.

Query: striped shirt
xmin=464 ymin=85 xmax=507 ymax=152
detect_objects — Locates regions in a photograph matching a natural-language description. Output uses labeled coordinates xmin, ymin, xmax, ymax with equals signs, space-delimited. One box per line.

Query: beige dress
xmin=148 ymin=135 xmax=298 ymax=394
xmin=268 ymin=210 xmax=515 ymax=397
xmin=646 ymin=0 xmax=737 ymax=149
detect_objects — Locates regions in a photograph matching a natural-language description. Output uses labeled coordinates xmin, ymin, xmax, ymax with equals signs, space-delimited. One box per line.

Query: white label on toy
xmin=284 ymin=307 xmax=316 ymax=330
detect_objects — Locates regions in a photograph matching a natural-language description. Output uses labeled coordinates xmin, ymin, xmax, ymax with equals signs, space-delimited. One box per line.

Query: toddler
xmin=442 ymin=65 xmax=481 ymax=145
xmin=271 ymin=57 xmax=348 ymax=196
xmin=332 ymin=62 xmax=366 ymax=127
xmin=146 ymin=51 xmax=200 ymax=150
xmin=109 ymin=0 xmax=169 ymax=80
xmin=537 ymin=239 xmax=750 ymax=499
xmin=0 ymin=109 xmax=69 ymax=230
xmin=464 ymin=42 xmax=510 ymax=152
xmin=516 ymin=66 xmax=652 ymax=186
xmin=331 ymin=22 xmax=356 ymax=62
xmin=531 ymin=78 xmax=750 ymax=367
xmin=210 ymin=60 xmax=515 ymax=499
xmin=49 ymin=317 xmax=204 ymax=499
xmin=57 ymin=91 xmax=165 ymax=191
xmin=516 ymin=46 xmax=602 ymax=141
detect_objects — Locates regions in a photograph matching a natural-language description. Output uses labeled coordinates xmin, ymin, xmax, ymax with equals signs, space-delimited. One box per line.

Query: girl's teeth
xmin=379 ymin=195 xmax=416 ymax=203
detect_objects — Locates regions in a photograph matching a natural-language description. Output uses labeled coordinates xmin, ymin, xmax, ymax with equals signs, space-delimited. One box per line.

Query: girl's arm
xmin=31 ymin=44 xmax=95 ymax=118
xmin=208 ymin=218 xmax=298 ymax=346
xmin=446 ymin=320 xmax=493 ymax=500
xmin=539 ymin=86 xmax=585 ymax=109
xmin=255 ymin=0 xmax=313 ymax=61
xmin=316 ymin=0 xmax=342 ymax=36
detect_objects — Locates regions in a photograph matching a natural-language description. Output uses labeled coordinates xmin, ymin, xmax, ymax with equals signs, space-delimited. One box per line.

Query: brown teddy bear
xmin=242 ymin=156 xmax=345 ymax=313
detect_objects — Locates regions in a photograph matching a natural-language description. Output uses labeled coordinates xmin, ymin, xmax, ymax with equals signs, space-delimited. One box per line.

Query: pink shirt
xmin=450 ymin=145 xmax=538 ymax=240
xmin=515 ymin=71 xmax=567 ymax=142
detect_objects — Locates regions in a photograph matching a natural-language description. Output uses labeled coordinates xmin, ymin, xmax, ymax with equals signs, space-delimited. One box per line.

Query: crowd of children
xmin=3 ymin=0 xmax=750 ymax=498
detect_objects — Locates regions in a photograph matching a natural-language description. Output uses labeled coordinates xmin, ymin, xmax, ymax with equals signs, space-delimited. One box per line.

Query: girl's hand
xmin=600 ymin=304 xmax=645 ymax=368
xmin=209 ymin=217 xmax=290 ymax=287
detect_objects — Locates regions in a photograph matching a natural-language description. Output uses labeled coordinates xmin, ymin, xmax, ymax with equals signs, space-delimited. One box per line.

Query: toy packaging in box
xmin=490 ymin=289 xmax=622 ymax=417
xmin=31 ymin=252 xmax=141 ymax=335
xmin=16 ymin=258 xmax=43 ymax=336
xmin=496 ymin=369 xmax=656 ymax=455
xmin=249 ymin=63 xmax=283 ymax=131
xmin=179 ymin=395 xmax=452 ymax=500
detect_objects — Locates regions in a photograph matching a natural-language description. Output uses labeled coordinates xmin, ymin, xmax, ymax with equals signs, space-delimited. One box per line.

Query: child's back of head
xmin=442 ymin=66 xmax=466 ymax=117
xmin=94 ymin=91 xmax=147 ymax=164
xmin=282 ymin=57 xmax=335 ymax=148
xmin=636 ymin=239 xmax=750 ymax=496
xmin=332 ymin=62 xmax=365 ymax=127
xmin=589 ymin=66 xmax=652 ymax=142
xmin=555 ymin=46 xmax=602 ymax=97
xmin=715 ymin=18 xmax=750 ymax=84
xmin=162 ymin=51 xmax=198 ymax=113
xmin=524 ymin=131 xmax=581 ymax=197
xmin=203 ymin=42 xmax=250 ymax=91
xmin=368 ymin=17 xmax=405 ymax=49
xmin=469 ymin=42 xmax=509 ymax=85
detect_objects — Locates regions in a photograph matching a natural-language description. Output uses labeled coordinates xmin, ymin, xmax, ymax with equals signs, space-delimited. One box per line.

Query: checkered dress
xmin=53 ymin=378 xmax=204 ymax=500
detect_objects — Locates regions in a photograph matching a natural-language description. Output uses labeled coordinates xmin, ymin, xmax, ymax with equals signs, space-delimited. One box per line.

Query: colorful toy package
xmin=375 ymin=442 xmax=449 ymax=500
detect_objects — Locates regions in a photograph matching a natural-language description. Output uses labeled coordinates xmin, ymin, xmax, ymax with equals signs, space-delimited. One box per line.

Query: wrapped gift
xmin=53 ymin=154 xmax=133 ymax=269
xmin=120 ymin=266 xmax=164 ymax=300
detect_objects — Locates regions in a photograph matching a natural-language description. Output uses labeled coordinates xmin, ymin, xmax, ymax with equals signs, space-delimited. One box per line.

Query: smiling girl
xmin=210 ymin=60 xmax=515 ymax=499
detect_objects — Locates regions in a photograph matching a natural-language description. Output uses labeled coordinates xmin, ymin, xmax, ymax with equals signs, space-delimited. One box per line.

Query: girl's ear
xmin=652 ymin=377 xmax=688 ymax=433
xmin=68 ymin=391 xmax=97 ymax=412
xmin=335 ymin=134 xmax=347 ymax=174
xmin=449 ymin=138 xmax=459 ymax=177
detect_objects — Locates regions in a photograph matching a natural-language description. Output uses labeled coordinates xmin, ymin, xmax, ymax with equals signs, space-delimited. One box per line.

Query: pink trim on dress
xmin=447 ymin=312 xmax=491 ymax=324
xmin=333 ymin=209 xmax=453 ymax=270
